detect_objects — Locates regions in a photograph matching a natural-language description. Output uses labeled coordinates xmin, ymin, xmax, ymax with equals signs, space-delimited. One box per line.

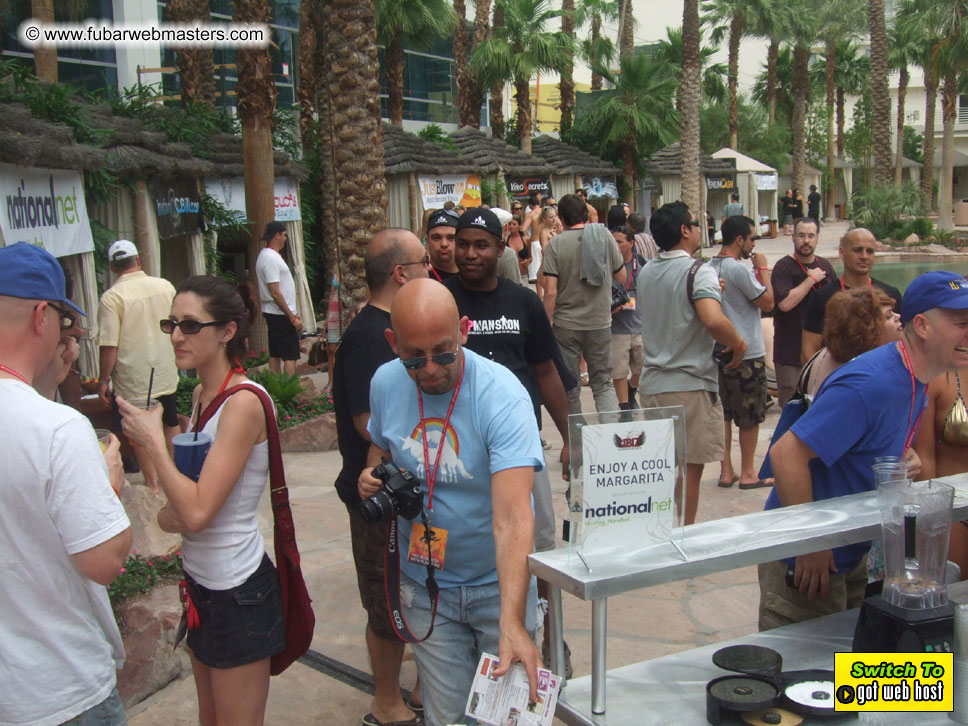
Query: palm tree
xmin=234 ymin=0 xmax=277 ymax=348
xmin=471 ymin=0 xmax=572 ymax=155
xmin=169 ymin=0 xmax=216 ymax=107
xmin=325 ymin=0 xmax=389 ymax=310
xmin=832 ymin=42 xmax=869 ymax=157
xmin=753 ymin=44 xmax=795 ymax=127
xmin=888 ymin=10 xmax=922 ymax=186
xmin=680 ymin=0 xmax=702 ymax=211
xmin=559 ymin=0 xmax=576 ymax=134
xmin=575 ymin=52 xmax=680 ymax=202
xmin=576 ymin=0 xmax=618 ymax=91
xmin=376 ymin=0 xmax=458 ymax=125
xmin=618 ymin=0 xmax=635 ymax=58
xmin=867 ymin=0 xmax=892 ymax=186
xmin=490 ymin=2 xmax=506 ymax=137
xmin=652 ymin=26 xmax=727 ymax=114
xmin=453 ymin=0 xmax=493 ymax=127
xmin=31 ymin=0 xmax=56 ymax=82
xmin=297 ymin=0 xmax=318 ymax=154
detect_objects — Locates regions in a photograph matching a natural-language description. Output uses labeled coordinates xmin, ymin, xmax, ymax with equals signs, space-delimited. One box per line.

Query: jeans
xmin=399 ymin=572 xmax=539 ymax=726
xmin=59 ymin=688 xmax=126 ymax=726
xmin=553 ymin=326 xmax=619 ymax=415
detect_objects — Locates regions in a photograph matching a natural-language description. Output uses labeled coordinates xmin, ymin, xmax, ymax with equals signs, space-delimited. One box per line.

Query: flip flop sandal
xmin=738 ymin=479 xmax=774 ymax=490
xmin=404 ymin=698 xmax=423 ymax=716
xmin=718 ymin=476 xmax=738 ymax=488
xmin=361 ymin=713 xmax=423 ymax=726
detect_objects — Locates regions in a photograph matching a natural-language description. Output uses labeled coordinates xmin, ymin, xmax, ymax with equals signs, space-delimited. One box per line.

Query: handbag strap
xmin=197 ymin=383 xmax=299 ymax=569
xmin=685 ymin=258 xmax=703 ymax=309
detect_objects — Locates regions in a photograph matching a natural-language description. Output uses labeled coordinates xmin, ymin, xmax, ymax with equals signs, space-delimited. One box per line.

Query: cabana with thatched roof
xmin=382 ymin=124 xmax=482 ymax=233
xmin=647 ymin=144 xmax=737 ymax=246
xmin=449 ymin=127 xmax=553 ymax=210
xmin=711 ymin=148 xmax=779 ymax=238
xmin=530 ymin=134 xmax=621 ymax=213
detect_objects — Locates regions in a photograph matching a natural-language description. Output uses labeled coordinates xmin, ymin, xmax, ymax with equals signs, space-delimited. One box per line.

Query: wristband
xmin=757 ymin=267 xmax=769 ymax=271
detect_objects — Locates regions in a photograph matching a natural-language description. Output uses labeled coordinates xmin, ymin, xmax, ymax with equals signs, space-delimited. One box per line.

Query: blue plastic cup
xmin=172 ymin=432 xmax=213 ymax=482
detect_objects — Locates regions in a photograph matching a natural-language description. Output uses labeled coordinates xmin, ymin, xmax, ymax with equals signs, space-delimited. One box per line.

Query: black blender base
xmin=852 ymin=595 xmax=954 ymax=653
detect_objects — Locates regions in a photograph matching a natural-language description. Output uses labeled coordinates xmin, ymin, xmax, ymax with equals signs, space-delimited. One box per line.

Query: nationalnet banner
xmin=0 ymin=163 xmax=94 ymax=258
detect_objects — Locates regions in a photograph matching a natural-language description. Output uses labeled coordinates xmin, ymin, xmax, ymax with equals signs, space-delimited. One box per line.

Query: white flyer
xmin=464 ymin=653 xmax=560 ymax=726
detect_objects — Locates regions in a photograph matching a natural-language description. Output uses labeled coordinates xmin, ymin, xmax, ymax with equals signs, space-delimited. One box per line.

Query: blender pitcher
xmin=878 ymin=479 xmax=954 ymax=610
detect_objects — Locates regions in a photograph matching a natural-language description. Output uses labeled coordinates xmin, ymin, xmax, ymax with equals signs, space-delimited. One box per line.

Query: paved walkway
xmin=127 ymin=220 xmax=854 ymax=725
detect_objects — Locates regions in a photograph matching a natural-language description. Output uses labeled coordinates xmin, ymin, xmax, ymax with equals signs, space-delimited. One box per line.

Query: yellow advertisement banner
xmin=833 ymin=652 xmax=952 ymax=711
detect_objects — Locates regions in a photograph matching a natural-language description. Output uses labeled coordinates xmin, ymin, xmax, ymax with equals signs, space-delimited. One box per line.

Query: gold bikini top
xmin=942 ymin=371 xmax=968 ymax=446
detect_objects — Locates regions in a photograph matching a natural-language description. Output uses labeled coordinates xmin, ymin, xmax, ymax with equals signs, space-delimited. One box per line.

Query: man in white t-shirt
xmin=0 ymin=242 xmax=132 ymax=726
xmin=256 ymin=221 xmax=303 ymax=375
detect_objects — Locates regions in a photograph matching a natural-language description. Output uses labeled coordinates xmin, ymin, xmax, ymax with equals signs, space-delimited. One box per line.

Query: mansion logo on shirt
xmin=468 ymin=317 xmax=522 ymax=335
xmin=399 ymin=418 xmax=471 ymax=483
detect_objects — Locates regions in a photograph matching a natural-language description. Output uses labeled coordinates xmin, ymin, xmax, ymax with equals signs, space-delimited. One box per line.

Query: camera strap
xmin=385 ymin=508 xmax=440 ymax=643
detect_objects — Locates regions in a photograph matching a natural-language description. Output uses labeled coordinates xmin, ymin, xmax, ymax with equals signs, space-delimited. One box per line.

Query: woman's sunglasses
xmin=160 ymin=318 xmax=228 ymax=335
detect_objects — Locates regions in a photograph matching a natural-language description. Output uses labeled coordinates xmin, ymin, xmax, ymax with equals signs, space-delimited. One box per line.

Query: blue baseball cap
xmin=0 ymin=242 xmax=85 ymax=316
xmin=901 ymin=270 xmax=968 ymax=323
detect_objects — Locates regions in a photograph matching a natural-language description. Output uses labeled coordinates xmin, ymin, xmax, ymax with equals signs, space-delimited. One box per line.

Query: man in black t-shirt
xmin=807 ymin=184 xmax=821 ymax=222
xmin=444 ymin=207 xmax=575 ymax=676
xmin=800 ymin=227 xmax=902 ymax=362
xmin=332 ymin=228 xmax=429 ymax=726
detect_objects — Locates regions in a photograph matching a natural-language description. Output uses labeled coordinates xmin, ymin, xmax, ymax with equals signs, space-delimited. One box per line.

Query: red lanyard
xmin=625 ymin=256 xmax=638 ymax=292
xmin=430 ymin=267 xmax=443 ymax=283
xmin=416 ymin=358 xmax=464 ymax=511
xmin=196 ymin=363 xmax=246 ymax=430
xmin=840 ymin=277 xmax=871 ymax=290
xmin=0 ymin=364 xmax=28 ymax=385
xmin=795 ymin=258 xmax=823 ymax=290
xmin=898 ymin=340 xmax=927 ymax=451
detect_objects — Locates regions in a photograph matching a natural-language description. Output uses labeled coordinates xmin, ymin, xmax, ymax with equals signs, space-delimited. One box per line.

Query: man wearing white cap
xmin=97 ymin=239 xmax=180 ymax=491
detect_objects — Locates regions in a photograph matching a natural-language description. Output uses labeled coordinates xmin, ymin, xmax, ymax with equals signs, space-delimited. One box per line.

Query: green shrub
xmin=850 ymin=183 xmax=923 ymax=240
xmin=246 ymin=369 xmax=304 ymax=413
xmin=108 ymin=552 xmax=183 ymax=617
xmin=176 ymin=376 xmax=200 ymax=418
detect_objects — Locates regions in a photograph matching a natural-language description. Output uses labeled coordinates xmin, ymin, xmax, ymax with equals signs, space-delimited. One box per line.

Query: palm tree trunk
xmin=621 ymin=140 xmax=635 ymax=206
xmin=489 ymin=3 xmax=505 ymax=137
xmin=825 ymin=38 xmax=836 ymax=221
xmin=170 ymin=0 xmax=215 ymax=107
xmin=679 ymin=0 xmax=702 ymax=210
xmin=453 ymin=0 xmax=472 ymax=126
xmin=31 ymin=0 xmax=56 ymax=82
xmin=591 ymin=16 xmax=603 ymax=91
xmin=316 ymin=8 xmax=339 ymax=307
xmin=894 ymin=66 xmax=908 ymax=188
xmin=727 ymin=10 xmax=742 ymax=150
xmin=328 ymin=0 xmax=389 ymax=313
xmin=836 ymin=86 xmax=845 ymax=157
xmin=766 ymin=38 xmax=778 ymax=125
xmin=559 ymin=0 xmax=575 ymax=135
xmin=515 ymin=75 xmax=533 ymax=155
xmin=386 ymin=34 xmax=406 ymax=125
xmin=791 ymin=43 xmax=810 ymax=197
xmin=620 ymin=0 xmax=634 ymax=58
xmin=462 ymin=0 xmax=492 ymax=127
xmin=938 ymin=74 xmax=956 ymax=232
xmin=922 ymin=68 xmax=938 ymax=213
xmin=867 ymin=0 xmax=892 ymax=187
xmin=298 ymin=0 xmax=317 ymax=155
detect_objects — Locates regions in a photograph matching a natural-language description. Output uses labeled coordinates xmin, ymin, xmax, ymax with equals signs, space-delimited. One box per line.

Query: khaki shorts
xmin=640 ymin=389 xmax=725 ymax=465
xmin=610 ymin=333 xmax=644 ymax=379
xmin=757 ymin=557 xmax=868 ymax=632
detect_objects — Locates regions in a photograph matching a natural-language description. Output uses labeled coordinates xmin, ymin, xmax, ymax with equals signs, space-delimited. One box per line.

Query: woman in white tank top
xmin=119 ymin=275 xmax=283 ymax=726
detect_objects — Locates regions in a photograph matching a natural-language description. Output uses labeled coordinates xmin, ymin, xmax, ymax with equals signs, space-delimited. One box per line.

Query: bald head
xmin=365 ymin=228 xmax=428 ymax=292
xmin=391 ymin=278 xmax=459 ymax=336
xmin=839 ymin=227 xmax=877 ymax=279
xmin=0 ymin=295 xmax=61 ymax=381
xmin=840 ymin=227 xmax=875 ymax=248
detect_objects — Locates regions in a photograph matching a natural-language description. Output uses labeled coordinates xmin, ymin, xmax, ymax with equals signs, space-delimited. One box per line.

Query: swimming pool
xmin=835 ymin=259 xmax=968 ymax=293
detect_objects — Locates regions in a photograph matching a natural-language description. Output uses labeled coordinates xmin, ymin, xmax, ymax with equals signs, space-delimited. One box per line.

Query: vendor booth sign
xmin=206 ymin=177 xmax=303 ymax=222
xmin=705 ymin=175 xmax=737 ymax=191
xmin=0 ymin=164 xmax=93 ymax=257
xmin=580 ymin=175 xmax=618 ymax=199
xmin=505 ymin=175 xmax=551 ymax=201
xmin=754 ymin=172 xmax=778 ymax=190
xmin=417 ymin=174 xmax=482 ymax=209
xmin=151 ymin=180 xmax=201 ymax=239
xmin=579 ymin=415 xmax=677 ymax=552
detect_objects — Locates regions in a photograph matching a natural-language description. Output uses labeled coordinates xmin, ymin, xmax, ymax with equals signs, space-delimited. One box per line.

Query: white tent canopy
xmin=711 ymin=148 xmax=779 ymax=236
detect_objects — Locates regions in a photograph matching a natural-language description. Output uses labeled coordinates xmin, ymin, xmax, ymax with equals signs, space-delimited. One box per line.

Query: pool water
xmin=834 ymin=259 xmax=968 ymax=294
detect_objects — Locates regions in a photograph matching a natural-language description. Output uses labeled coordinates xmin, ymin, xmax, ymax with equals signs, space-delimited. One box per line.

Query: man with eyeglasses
xmin=0 ymin=242 xmax=132 ymax=726
xmin=771 ymin=217 xmax=836 ymax=407
xmin=97 ymin=238 xmax=180 ymax=491
xmin=426 ymin=209 xmax=460 ymax=283
xmin=360 ymin=277 xmax=544 ymax=726
xmin=332 ymin=229 xmax=429 ymax=726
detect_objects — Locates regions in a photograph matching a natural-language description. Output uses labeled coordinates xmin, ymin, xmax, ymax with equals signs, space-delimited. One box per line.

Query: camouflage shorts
xmin=718 ymin=356 xmax=768 ymax=428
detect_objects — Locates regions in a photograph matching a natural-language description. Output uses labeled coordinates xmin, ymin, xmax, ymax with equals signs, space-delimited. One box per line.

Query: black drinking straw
xmin=146 ymin=368 xmax=155 ymax=407
xmin=194 ymin=401 xmax=202 ymax=441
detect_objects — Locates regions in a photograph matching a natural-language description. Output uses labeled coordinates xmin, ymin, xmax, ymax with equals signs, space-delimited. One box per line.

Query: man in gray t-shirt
xmin=721 ymin=192 xmax=745 ymax=223
xmin=709 ymin=216 xmax=775 ymax=491
xmin=637 ymin=202 xmax=746 ymax=525
xmin=543 ymin=194 xmax=626 ymax=415
xmin=609 ymin=225 xmax=644 ymax=410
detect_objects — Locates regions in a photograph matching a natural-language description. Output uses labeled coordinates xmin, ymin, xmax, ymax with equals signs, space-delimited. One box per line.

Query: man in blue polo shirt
xmin=759 ymin=271 xmax=968 ymax=630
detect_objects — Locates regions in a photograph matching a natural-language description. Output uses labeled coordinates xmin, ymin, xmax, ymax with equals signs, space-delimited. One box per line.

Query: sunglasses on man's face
xmin=160 ymin=318 xmax=228 ymax=335
xmin=401 ymin=350 xmax=459 ymax=370
xmin=41 ymin=302 xmax=77 ymax=330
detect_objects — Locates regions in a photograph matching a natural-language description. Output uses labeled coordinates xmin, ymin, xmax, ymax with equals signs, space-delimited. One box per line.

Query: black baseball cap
xmin=456 ymin=208 xmax=502 ymax=238
xmin=427 ymin=208 xmax=460 ymax=233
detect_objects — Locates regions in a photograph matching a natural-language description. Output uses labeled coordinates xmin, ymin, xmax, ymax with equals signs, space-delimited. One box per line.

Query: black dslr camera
xmin=359 ymin=459 xmax=424 ymax=524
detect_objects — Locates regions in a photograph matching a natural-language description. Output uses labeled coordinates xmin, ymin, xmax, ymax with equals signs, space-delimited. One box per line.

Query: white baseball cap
xmin=108 ymin=239 xmax=139 ymax=262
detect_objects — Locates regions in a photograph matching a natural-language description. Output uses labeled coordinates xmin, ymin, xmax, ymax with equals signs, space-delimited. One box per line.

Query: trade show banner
xmin=205 ymin=177 xmax=302 ymax=222
xmin=580 ymin=417 xmax=677 ymax=552
xmin=150 ymin=179 xmax=202 ymax=239
xmin=580 ymin=175 xmax=619 ymax=199
xmin=417 ymin=174 xmax=482 ymax=209
xmin=0 ymin=163 xmax=94 ymax=257
xmin=705 ymin=175 xmax=737 ymax=191
xmin=505 ymin=175 xmax=551 ymax=201
xmin=754 ymin=173 xmax=778 ymax=190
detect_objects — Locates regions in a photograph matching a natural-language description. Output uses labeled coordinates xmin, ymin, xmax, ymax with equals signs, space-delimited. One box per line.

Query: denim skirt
xmin=186 ymin=554 xmax=286 ymax=669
